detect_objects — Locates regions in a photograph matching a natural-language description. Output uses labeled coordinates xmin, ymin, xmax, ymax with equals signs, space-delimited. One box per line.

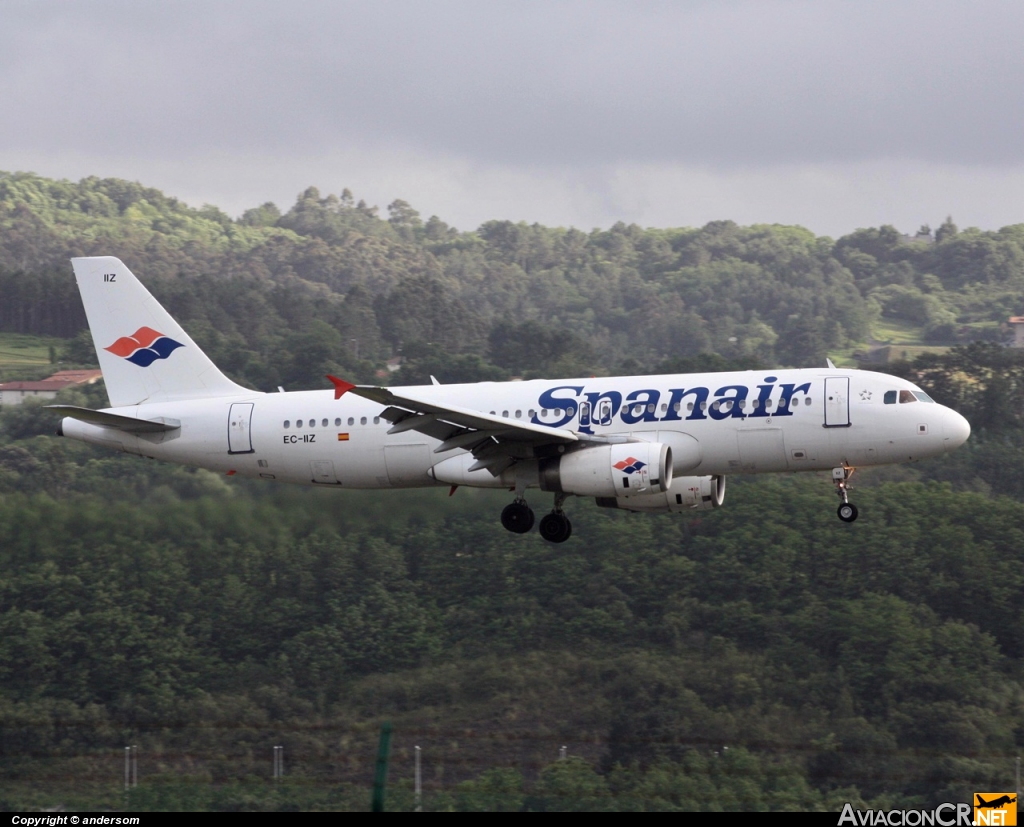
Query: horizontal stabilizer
xmin=45 ymin=405 xmax=180 ymax=433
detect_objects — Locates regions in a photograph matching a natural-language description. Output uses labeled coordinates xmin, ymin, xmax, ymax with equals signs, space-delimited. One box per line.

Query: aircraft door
xmin=599 ymin=400 xmax=613 ymax=426
xmin=579 ymin=402 xmax=591 ymax=429
xmin=824 ymin=377 xmax=850 ymax=427
xmin=228 ymin=402 xmax=255 ymax=454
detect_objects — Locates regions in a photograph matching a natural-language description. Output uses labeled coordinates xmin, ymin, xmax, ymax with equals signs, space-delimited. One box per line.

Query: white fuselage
xmin=60 ymin=368 xmax=971 ymax=490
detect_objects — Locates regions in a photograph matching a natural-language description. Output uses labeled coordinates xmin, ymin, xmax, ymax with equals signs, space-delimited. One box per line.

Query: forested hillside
xmin=1 ymin=171 xmax=1021 ymax=389
xmin=1 ymin=172 xmax=1023 ymax=811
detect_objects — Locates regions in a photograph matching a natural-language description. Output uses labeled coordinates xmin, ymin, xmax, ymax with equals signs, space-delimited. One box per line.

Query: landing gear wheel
xmin=501 ymin=501 xmax=535 ymax=534
xmin=539 ymin=512 xmax=573 ymax=543
xmin=837 ymin=502 xmax=859 ymax=523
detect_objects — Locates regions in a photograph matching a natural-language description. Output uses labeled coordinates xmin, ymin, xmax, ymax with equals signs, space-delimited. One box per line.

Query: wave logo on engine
xmin=613 ymin=457 xmax=646 ymax=475
xmin=105 ymin=326 xmax=184 ymax=367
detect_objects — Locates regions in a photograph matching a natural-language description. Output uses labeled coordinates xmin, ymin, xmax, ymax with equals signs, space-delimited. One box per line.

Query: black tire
xmin=501 ymin=501 xmax=535 ymax=534
xmin=539 ymin=512 xmax=572 ymax=543
xmin=837 ymin=502 xmax=859 ymax=523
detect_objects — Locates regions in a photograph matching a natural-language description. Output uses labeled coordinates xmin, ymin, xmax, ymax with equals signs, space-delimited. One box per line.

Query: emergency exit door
xmin=824 ymin=377 xmax=850 ymax=427
xmin=228 ymin=402 xmax=254 ymax=453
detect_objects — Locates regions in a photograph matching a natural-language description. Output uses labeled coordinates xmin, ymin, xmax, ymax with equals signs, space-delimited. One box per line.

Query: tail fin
xmin=71 ymin=256 xmax=251 ymax=407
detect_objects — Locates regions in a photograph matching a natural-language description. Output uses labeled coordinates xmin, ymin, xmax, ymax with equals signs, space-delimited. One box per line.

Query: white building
xmin=0 ymin=369 xmax=103 ymax=407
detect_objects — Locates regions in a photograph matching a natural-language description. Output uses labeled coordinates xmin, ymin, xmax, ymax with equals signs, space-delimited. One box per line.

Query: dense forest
xmin=1 ymin=170 xmax=1021 ymax=388
xmin=0 ymin=172 xmax=1022 ymax=811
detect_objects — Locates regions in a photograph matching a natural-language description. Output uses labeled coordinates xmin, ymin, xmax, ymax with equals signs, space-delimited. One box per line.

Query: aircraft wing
xmin=45 ymin=405 xmax=181 ymax=433
xmin=329 ymin=377 xmax=578 ymax=474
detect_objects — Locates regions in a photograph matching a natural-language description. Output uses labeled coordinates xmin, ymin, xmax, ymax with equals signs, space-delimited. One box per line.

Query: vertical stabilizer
xmin=71 ymin=256 xmax=252 ymax=407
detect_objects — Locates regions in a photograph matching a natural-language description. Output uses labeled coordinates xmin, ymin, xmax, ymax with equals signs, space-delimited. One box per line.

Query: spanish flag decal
xmin=337 ymin=433 xmax=350 ymax=441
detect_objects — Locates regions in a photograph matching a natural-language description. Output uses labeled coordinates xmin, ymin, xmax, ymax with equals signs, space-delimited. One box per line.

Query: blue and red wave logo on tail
xmin=105 ymin=327 xmax=183 ymax=367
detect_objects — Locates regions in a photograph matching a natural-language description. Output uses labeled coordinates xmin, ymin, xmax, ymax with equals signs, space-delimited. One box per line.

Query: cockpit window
xmin=913 ymin=391 xmax=935 ymax=403
xmin=884 ymin=391 xmax=897 ymax=405
xmin=899 ymin=390 xmax=917 ymax=404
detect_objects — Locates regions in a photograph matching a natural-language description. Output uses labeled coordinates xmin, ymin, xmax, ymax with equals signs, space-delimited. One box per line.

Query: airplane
xmin=976 ymin=795 xmax=1016 ymax=809
xmin=48 ymin=256 xmax=971 ymax=543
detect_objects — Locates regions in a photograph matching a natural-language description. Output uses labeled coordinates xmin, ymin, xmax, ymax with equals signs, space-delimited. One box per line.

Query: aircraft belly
xmin=383 ymin=444 xmax=435 ymax=487
xmin=736 ymin=427 xmax=788 ymax=472
xmin=335 ymin=442 xmax=390 ymax=487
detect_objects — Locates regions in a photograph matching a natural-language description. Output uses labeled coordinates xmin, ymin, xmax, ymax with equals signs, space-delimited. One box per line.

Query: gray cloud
xmin=3 ymin=0 xmax=1024 ymax=167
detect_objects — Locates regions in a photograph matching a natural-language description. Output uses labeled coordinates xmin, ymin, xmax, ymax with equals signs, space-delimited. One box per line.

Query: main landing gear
xmin=500 ymin=499 xmax=535 ymax=533
xmin=833 ymin=466 xmax=859 ymax=523
xmin=500 ymin=494 xmax=573 ymax=543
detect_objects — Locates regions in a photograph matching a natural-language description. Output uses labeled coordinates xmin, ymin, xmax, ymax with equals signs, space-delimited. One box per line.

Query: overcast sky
xmin=2 ymin=0 xmax=1023 ymax=236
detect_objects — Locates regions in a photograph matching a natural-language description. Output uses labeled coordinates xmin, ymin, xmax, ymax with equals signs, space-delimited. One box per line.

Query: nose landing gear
xmin=833 ymin=466 xmax=859 ymax=522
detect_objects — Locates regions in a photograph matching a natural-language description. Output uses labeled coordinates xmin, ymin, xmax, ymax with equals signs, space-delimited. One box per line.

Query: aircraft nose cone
xmin=944 ymin=409 xmax=971 ymax=448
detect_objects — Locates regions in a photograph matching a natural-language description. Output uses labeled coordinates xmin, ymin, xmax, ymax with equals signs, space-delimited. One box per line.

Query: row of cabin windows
xmin=884 ymin=390 xmax=935 ymax=405
xmin=490 ymin=397 xmax=816 ymax=419
xmin=280 ymin=393 xmax=929 ymax=429
xmin=280 ymin=394 xmax=828 ymax=428
xmin=283 ymin=416 xmax=381 ymax=428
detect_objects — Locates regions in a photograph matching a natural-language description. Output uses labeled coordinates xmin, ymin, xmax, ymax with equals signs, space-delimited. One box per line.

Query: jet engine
xmin=429 ymin=442 xmax=673 ymax=498
xmin=595 ymin=474 xmax=725 ymax=513
xmin=539 ymin=442 xmax=673 ymax=498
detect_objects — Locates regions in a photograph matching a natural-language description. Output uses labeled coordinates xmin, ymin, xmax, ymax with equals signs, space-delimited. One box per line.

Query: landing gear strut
xmin=538 ymin=494 xmax=572 ymax=543
xmin=833 ymin=466 xmax=859 ymax=522
xmin=501 ymin=499 xmax=535 ymax=533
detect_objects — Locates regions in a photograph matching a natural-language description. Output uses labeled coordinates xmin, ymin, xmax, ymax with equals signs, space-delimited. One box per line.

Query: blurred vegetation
xmin=0 ymin=173 xmax=1023 ymax=810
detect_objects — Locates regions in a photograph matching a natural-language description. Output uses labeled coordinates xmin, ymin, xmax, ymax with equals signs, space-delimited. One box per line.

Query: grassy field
xmin=829 ymin=318 xmax=953 ymax=367
xmin=0 ymin=332 xmax=64 ymax=381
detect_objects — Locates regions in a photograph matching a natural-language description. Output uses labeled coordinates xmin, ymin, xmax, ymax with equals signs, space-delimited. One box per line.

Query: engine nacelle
xmin=595 ymin=474 xmax=726 ymax=513
xmin=540 ymin=442 xmax=673 ymax=498
xmin=429 ymin=442 xmax=674 ymax=498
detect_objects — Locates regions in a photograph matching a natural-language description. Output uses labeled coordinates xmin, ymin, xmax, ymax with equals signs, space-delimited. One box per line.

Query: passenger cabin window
xmin=360 ymin=416 xmax=367 ymax=425
xmin=296 ymin=420 xmax=303 ymax=428
xmin=284 ymin=420 xmax=290 ymax=428
xmin=884 ymin=391 xmax=897 ymax=404
xmin=348 ymin=417 xmax=354 ymax=426
xmin=335 ymin=418 xmax=341 ymax=426
xmin=899 ymin=390 xmax=917 ymax=404
xmin=322 ymin=418 xmax=328 ymax=427
xmin=373 ymin=417 xmax=380 ymax=424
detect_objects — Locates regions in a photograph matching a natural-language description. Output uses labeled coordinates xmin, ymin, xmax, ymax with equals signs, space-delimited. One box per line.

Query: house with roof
xmin=0 ymin=369 xmax=103 ymax=407
xmin=1009 ymin=316 xmax=1024 ymax=348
